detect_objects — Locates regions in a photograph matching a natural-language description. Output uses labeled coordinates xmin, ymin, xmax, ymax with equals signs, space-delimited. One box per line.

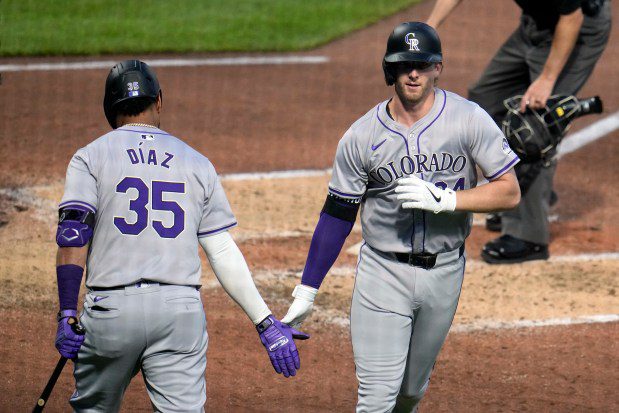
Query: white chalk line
xmin=0 ymin=55 xmax=330 ymax=72
xmin=557 ymin=110 xmax=619 ymax=157
xmin=221 ymin=168 xmax=331 ymax=181
xmin=451 ymin=314 xmax=619 ymax=333
xmin=547 ymin=252 xmax=619 ymax=262
xmin=326 ymin=314 xmax=619 ymax=331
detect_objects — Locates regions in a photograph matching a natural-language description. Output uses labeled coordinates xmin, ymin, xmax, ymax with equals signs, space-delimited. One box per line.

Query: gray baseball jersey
xmin=329 ymin=88 xmax=519 ymax=254
xmin=59 ymin=125 xmax=236 ymax=288
xmin=338 ymin=88 xmax=519 ymax=412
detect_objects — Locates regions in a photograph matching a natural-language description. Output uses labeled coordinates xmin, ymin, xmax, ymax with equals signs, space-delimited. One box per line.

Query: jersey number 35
xmin=114 ymin=177 xmax=185 ymax=239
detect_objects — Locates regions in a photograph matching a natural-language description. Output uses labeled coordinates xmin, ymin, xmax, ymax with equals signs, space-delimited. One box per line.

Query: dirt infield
xmin=1 ymin=0 xmax=618 ymax=411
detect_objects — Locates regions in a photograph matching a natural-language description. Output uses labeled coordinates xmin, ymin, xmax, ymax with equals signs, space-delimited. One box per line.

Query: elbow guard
xmin=321 ymin=194 xmax=360 ymax=223
xmin=56 ymin=207 xmax=95 ymax=247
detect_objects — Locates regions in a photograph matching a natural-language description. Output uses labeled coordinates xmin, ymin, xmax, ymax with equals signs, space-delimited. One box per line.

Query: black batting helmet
xmin=383 ymin=22 xmax=443 ymax=85
xmin=103 ymin=60 xmax=161 ymax=128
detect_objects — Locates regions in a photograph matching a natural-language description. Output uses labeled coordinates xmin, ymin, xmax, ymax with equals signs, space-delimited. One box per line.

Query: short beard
xmin=394 ymin=80 xmax=434 ymax=109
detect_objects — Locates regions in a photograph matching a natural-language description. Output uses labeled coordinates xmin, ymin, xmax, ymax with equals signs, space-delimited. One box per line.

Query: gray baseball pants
xmin=71 ymin=283 xmax=208 ymax=413
xmin=351 ymin=243 xmax=465 ymax=412
xmin=468 ymin=2 xmax=611 ymax=244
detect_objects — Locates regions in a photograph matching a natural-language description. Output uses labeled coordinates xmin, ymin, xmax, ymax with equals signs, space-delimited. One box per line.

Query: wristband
xmin=57 ymin=264 xmax=84 ymax=310
xmin=292 ymin=284 xmax=318 ymax=301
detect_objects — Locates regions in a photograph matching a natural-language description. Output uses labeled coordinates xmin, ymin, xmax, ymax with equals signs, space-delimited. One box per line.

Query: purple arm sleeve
xmin=300 ymin=212 xmax=354 ymax=289
xmin=57 ymin=264 xmax=84 ymax=310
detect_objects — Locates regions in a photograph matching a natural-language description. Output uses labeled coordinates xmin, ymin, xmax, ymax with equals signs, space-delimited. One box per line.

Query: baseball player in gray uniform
xmin=281 ymin=23 xmax=521 ymax=412
xmin=53 ymin=60 xmax=308 ymax=412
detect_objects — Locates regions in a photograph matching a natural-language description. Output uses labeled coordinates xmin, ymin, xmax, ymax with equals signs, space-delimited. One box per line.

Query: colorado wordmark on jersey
xmin=329 ymin=88 xmax=519 ymax=254
xmin=59 ymin=125 xmax=237 ymax=288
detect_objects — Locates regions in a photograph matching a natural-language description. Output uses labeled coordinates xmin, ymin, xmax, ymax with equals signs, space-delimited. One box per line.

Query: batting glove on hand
xmin=55 ymin=310 xmax=85 ymax=359
xmin=281 ymin=284 xmax=318 ymax=328
xmin=395 ymin=176 xmax=456 ymax=214
xmin=257 ymin=315 xmax=310 ymax=378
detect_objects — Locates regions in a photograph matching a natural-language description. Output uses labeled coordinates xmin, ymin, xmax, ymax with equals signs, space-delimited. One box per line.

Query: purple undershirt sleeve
xmin=300 ymin=212 xmax=354 ymax=289
xmin=57 ymin=264 xmax=84 ymax=310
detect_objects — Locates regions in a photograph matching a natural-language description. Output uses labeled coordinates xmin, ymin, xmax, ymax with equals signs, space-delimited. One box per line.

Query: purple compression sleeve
xmin=300 ymin=212 xmax=354 ymax=289
xmin=57 ymin=264 xmax=84 ymax=310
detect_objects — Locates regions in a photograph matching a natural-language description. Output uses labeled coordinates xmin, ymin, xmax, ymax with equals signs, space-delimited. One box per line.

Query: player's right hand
xmin=257 ymin=315 xmax=310 ymax=377
xmin=281 ymin=284 xmax=318 ymax=328
xmin=395 ymin=176 xmax=457 ymax=214
xmin=55 ymin=310 xmax=85 ymax=359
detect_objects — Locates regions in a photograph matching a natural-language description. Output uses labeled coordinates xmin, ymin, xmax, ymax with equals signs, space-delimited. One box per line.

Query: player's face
xmin=393 ymin=61 xmax=442 ymax=107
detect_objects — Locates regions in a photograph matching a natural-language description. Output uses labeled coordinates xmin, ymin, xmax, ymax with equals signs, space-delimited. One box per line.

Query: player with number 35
xmin=54 ymin=60 xmax=308 ymax=412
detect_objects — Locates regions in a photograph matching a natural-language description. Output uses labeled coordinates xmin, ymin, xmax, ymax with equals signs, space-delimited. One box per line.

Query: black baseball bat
xmin=33 ymin=320 xmax=85 ymax=413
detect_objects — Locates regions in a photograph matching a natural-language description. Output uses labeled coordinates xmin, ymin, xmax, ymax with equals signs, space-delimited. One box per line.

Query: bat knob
xmin=72 ymin=323 xmax=85 ymax=335
xmin=67 ymin=317 xmax=85 ymax=335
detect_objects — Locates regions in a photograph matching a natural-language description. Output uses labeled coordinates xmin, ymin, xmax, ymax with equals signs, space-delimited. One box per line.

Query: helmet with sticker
xmin=383 ymin=22 xmax=443 ymax=86
xmin=103 ymin=60 xmax=161 ymax=128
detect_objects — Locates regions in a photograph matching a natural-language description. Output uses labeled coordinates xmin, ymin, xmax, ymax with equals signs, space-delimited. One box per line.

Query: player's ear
xmin=156 ymin=91 xmax=163 ymax=113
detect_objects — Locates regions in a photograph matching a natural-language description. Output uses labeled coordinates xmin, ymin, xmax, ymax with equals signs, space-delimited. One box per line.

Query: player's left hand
xmin=257 ymin=315 xmax=310 ymax=378
xmin=520 ymin=76 xmax=555 ymax=112
xmin=395 ymin=176 xmax=456 ymax=214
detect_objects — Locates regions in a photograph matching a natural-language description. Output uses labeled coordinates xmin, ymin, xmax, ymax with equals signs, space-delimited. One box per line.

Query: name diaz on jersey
xmin=126 ymin=147 xmax=174 ymax=169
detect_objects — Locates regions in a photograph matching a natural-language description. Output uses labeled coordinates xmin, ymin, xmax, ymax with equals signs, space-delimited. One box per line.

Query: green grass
xmin=1 ymin=0 xmax=420 ymax=56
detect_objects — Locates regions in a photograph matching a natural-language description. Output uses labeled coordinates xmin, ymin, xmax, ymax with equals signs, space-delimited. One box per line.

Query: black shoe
xmin=485 ymin=213 xmax=502 ymax=232
xmin=481 ymin=235 xmax=549 ymax=264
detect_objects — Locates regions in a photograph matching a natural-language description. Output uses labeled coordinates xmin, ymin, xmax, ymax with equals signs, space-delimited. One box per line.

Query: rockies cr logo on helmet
xmin=382 ymin=22 xmax=442 ymax=85
xmin=405 ymin=33 xmax=420 ymax=51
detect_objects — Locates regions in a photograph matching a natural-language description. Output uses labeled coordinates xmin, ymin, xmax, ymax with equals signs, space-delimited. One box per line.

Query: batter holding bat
xmin=281 ymin=22 xmax=521 ymax=412
xmin=53 ymin=60 xmax=308 ymax=412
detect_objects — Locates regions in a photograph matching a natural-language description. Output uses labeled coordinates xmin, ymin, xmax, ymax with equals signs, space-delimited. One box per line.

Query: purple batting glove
xmin=55 ymin=309 xmax=85 ymax=359
xmin=256 ymin=315 xmax=310 ymax=378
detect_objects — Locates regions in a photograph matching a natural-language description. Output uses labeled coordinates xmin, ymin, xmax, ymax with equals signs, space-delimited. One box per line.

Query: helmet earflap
xmin=383 ymin=61 xmax=396 ymax=86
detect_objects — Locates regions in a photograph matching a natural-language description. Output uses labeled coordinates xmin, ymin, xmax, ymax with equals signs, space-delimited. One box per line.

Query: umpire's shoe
xmin=481 ymin=235 xmax=549 ymax=264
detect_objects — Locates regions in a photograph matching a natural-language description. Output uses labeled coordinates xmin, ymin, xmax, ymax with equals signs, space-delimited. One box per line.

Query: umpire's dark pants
xmin=468 ymin=2 xmax=611 ymax=245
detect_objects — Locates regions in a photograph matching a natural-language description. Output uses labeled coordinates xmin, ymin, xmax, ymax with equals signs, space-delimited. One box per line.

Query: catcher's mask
xmin=501 ymin=95 xmax=602 ymax=163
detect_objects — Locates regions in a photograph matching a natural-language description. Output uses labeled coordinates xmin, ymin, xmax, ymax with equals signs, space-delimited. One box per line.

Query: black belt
xmin=393 ymin=244 xmax=465 ymax=269
xmin=89 ymin=281 xmax=189 ymax=291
